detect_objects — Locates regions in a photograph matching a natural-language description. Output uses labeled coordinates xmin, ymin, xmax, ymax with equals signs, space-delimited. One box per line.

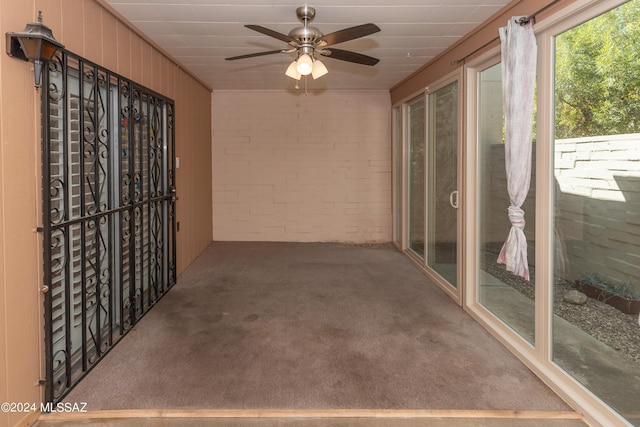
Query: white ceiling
xmin=105 ymin=0 xmax=512 ymax=91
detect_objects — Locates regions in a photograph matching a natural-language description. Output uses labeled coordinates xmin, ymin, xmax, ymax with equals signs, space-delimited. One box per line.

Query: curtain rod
xmin=452 ymin=0 xmax=563 ymax=65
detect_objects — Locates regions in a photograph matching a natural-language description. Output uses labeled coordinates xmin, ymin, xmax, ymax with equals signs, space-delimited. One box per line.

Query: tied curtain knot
xmin=508 ymin=205 xmax=525 ymax=230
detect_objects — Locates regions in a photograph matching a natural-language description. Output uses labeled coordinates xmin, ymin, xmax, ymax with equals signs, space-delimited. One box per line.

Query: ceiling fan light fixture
xmin=311 ymin=58 xmax=328 ymax=79
xmin=226 ymin=6 xmax=381 ymax=87
xmin=296 ymin=53 xmax=313 ymax=75
xmin=285 ymin=60 xmax=301 ymax=80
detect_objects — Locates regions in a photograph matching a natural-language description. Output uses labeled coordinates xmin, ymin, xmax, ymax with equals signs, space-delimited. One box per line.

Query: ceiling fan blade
xmin=320 ymin=23 xmax=381 ymax=47
xmin=245 ymin=25 xmax=298 ymax=45
xmin=320 ymin=48 xmax=380 ymax=66
xmin=225 ymin=49 xmax=287 ymax=61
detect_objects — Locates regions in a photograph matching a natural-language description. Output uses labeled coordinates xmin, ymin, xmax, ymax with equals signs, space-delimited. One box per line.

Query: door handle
xmin=449 ymin=190 xmax=459 ymax=209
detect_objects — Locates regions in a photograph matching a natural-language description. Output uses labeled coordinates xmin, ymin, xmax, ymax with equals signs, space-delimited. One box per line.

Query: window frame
xmin=464 ymin=1 xmax=634 ymax=426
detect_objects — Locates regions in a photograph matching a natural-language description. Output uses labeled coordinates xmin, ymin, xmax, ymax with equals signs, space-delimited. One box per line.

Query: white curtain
xmin=497 ymin=17 xmax=537 ymax=281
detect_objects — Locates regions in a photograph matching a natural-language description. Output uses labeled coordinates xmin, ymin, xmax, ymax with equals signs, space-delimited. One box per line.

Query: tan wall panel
xmin=116 ymin=20 xmax=131 ymax=76
xmin=0 ymin=138 xmax=6 ymax=427
xmin=141 ymin=41 xmax=154 ymax=89
xmin=150 ymin=49 xmax=162 ymax=93
xmin=0 ymin=2 xmax=44 ymax=425
xmin=161 ymin=57 xmax=177 ymax=99
xmin=60 ymin=0 xmax=84 ymax=55
xmin=0 ymin=248 xmax=6 ymax=426
xmin=174 ymin=75 xmax=186 ymax=271
xmin=174 ymin=72 xmax=213 ymax=273
xmin=130 ymin=36 xmax=143 ymax=84
xmin=0 ymin=6 xmax=8 ymax=426
xmin=102 ymin=11 xmax=118 ymax=71
xmin=83 ymin=1 xmax=102 ymax=64
xmin=0 ymin=2 xmax=212 ymax=425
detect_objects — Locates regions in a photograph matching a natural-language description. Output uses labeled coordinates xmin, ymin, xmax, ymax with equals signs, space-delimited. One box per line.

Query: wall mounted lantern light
xmin=6 ymin=11 xmax=64 ymax=88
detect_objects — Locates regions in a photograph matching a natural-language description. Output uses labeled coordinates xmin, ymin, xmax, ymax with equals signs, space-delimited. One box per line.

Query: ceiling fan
xmin=225 ymin=6 xmax=381 ymax=81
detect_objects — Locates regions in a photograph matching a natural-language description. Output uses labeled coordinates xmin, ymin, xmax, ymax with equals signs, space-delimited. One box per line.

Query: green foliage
xmin=579 ymin=273 xmax=640 ymax=299
xmin=555 ymin=0 xmax=640 ymax=138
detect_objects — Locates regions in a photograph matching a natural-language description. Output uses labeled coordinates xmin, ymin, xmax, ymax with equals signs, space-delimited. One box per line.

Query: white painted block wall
xmin=212 ymin=90 xmax=392 ymax=242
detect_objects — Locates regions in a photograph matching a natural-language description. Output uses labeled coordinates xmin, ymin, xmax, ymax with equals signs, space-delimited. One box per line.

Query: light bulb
xmin=296 ymin=54 xmax=313 ymax=76
xmin=311 ymin=59 xmax=328 ymax=79
xmin=285 ymin=60 xmax=301 ymax=80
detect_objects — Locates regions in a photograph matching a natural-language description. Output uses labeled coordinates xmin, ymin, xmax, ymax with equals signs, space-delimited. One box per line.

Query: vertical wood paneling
xmin=130 ymin=36 xmax=142 ymax=83
xmin=160 ymin=57 xmax=176 ymax=99
xmin=0 ymin=167 xmax=6 ymax=426
xmin=102 ymin=11 xmax=118 ymax=71
xmin=173 ymin=70 xmax=212 ymax=273
xmin=151 ymin=50 xmax=162 ymax=93
xmin=83 ymin=2 xmax=101 ymax=64
xmin=141 ymin=41 xmax=153 ymax=88
xmin=116 ymin=20 xmax=130 ymax=76
xmin=0 ymin=7 xmax=8 ymax=426
xmin=0 ymin=1 xmax=212 ymax=424
xmin=194 ymin=79 xmax=213 ymax=258
xmin=0 ymin=254 xmax=5 ymax=426
xmin=0 ymin=2 xmax=44 ymax=425
xmin=174 ymin=71 xmax=186 ymax=271
xmin=60 ymin=0 xmax=84 ymax=56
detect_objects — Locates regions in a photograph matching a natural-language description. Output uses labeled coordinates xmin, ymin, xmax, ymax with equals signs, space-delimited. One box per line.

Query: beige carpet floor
xmin=61 ymin=242 xmax=576 ymax=414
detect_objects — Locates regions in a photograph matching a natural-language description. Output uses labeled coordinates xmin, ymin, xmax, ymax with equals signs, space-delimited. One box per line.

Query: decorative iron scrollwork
xmin=43 ymin=50 xmax=176 ymax=405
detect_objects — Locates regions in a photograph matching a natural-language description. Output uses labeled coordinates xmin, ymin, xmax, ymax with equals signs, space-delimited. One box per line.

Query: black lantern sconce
xmin=6 ymin=11 xmax=64 ymax=88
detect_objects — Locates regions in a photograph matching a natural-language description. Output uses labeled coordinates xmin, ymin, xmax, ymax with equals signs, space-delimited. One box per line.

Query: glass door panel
xmin=476 ymin=62 xmax=535 ymax=344
xmin=393 ymin=106 xmax=402 ymax=246
xmin=427 ymin=82 xmax=458 ymax=287
xmin=408 ymin=96 xmax=426 ymax=258
xmin=552 ymin=2 xmax=640 ymax=423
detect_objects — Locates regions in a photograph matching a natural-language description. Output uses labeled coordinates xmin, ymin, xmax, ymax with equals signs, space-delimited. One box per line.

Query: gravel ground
xmin=483 ymin=250 xmax=640 ymax=364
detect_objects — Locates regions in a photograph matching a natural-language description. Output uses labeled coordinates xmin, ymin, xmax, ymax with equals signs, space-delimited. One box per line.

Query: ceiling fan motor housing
xmin=288 ymin=26 xmax=323 ymax=44
xmin=289 ymin=6 xmax=323 ymax=47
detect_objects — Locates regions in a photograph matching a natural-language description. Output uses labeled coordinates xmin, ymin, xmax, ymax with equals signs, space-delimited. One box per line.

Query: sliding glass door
xmin=427 ymin=82 xmax=459 ymax=288
xmin=400 ymin=74 xmax=462 ymax=300
xmin=552 ymin=1 xmax=640 ymax=423
xmin=407 ymin=95 xmax=426 ymax=258
xmin=393 ymin=106 xmax=403 ymax=247
xmin=475 ymin=60 xmax=536 ymax=344
xmin=464 ymin=1 xmax=637 ymax=424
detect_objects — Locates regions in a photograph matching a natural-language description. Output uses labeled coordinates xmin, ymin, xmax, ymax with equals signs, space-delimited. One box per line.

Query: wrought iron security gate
xmin=41 ymin=50 xmax=176 ymax=403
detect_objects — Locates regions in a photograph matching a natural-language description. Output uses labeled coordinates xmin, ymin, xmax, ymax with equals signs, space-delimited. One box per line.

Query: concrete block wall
xmin=212 ymin=90 xmax=392 ymax=243
xmin=555 ymin=133 xmax=640 ymax=289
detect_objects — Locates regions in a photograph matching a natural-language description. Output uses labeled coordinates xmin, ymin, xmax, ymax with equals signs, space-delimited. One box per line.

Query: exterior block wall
xmin=555 ymin=133 xmax=640 ymax=290
xmin=212 ymin=90 xmax=392 ymax=243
